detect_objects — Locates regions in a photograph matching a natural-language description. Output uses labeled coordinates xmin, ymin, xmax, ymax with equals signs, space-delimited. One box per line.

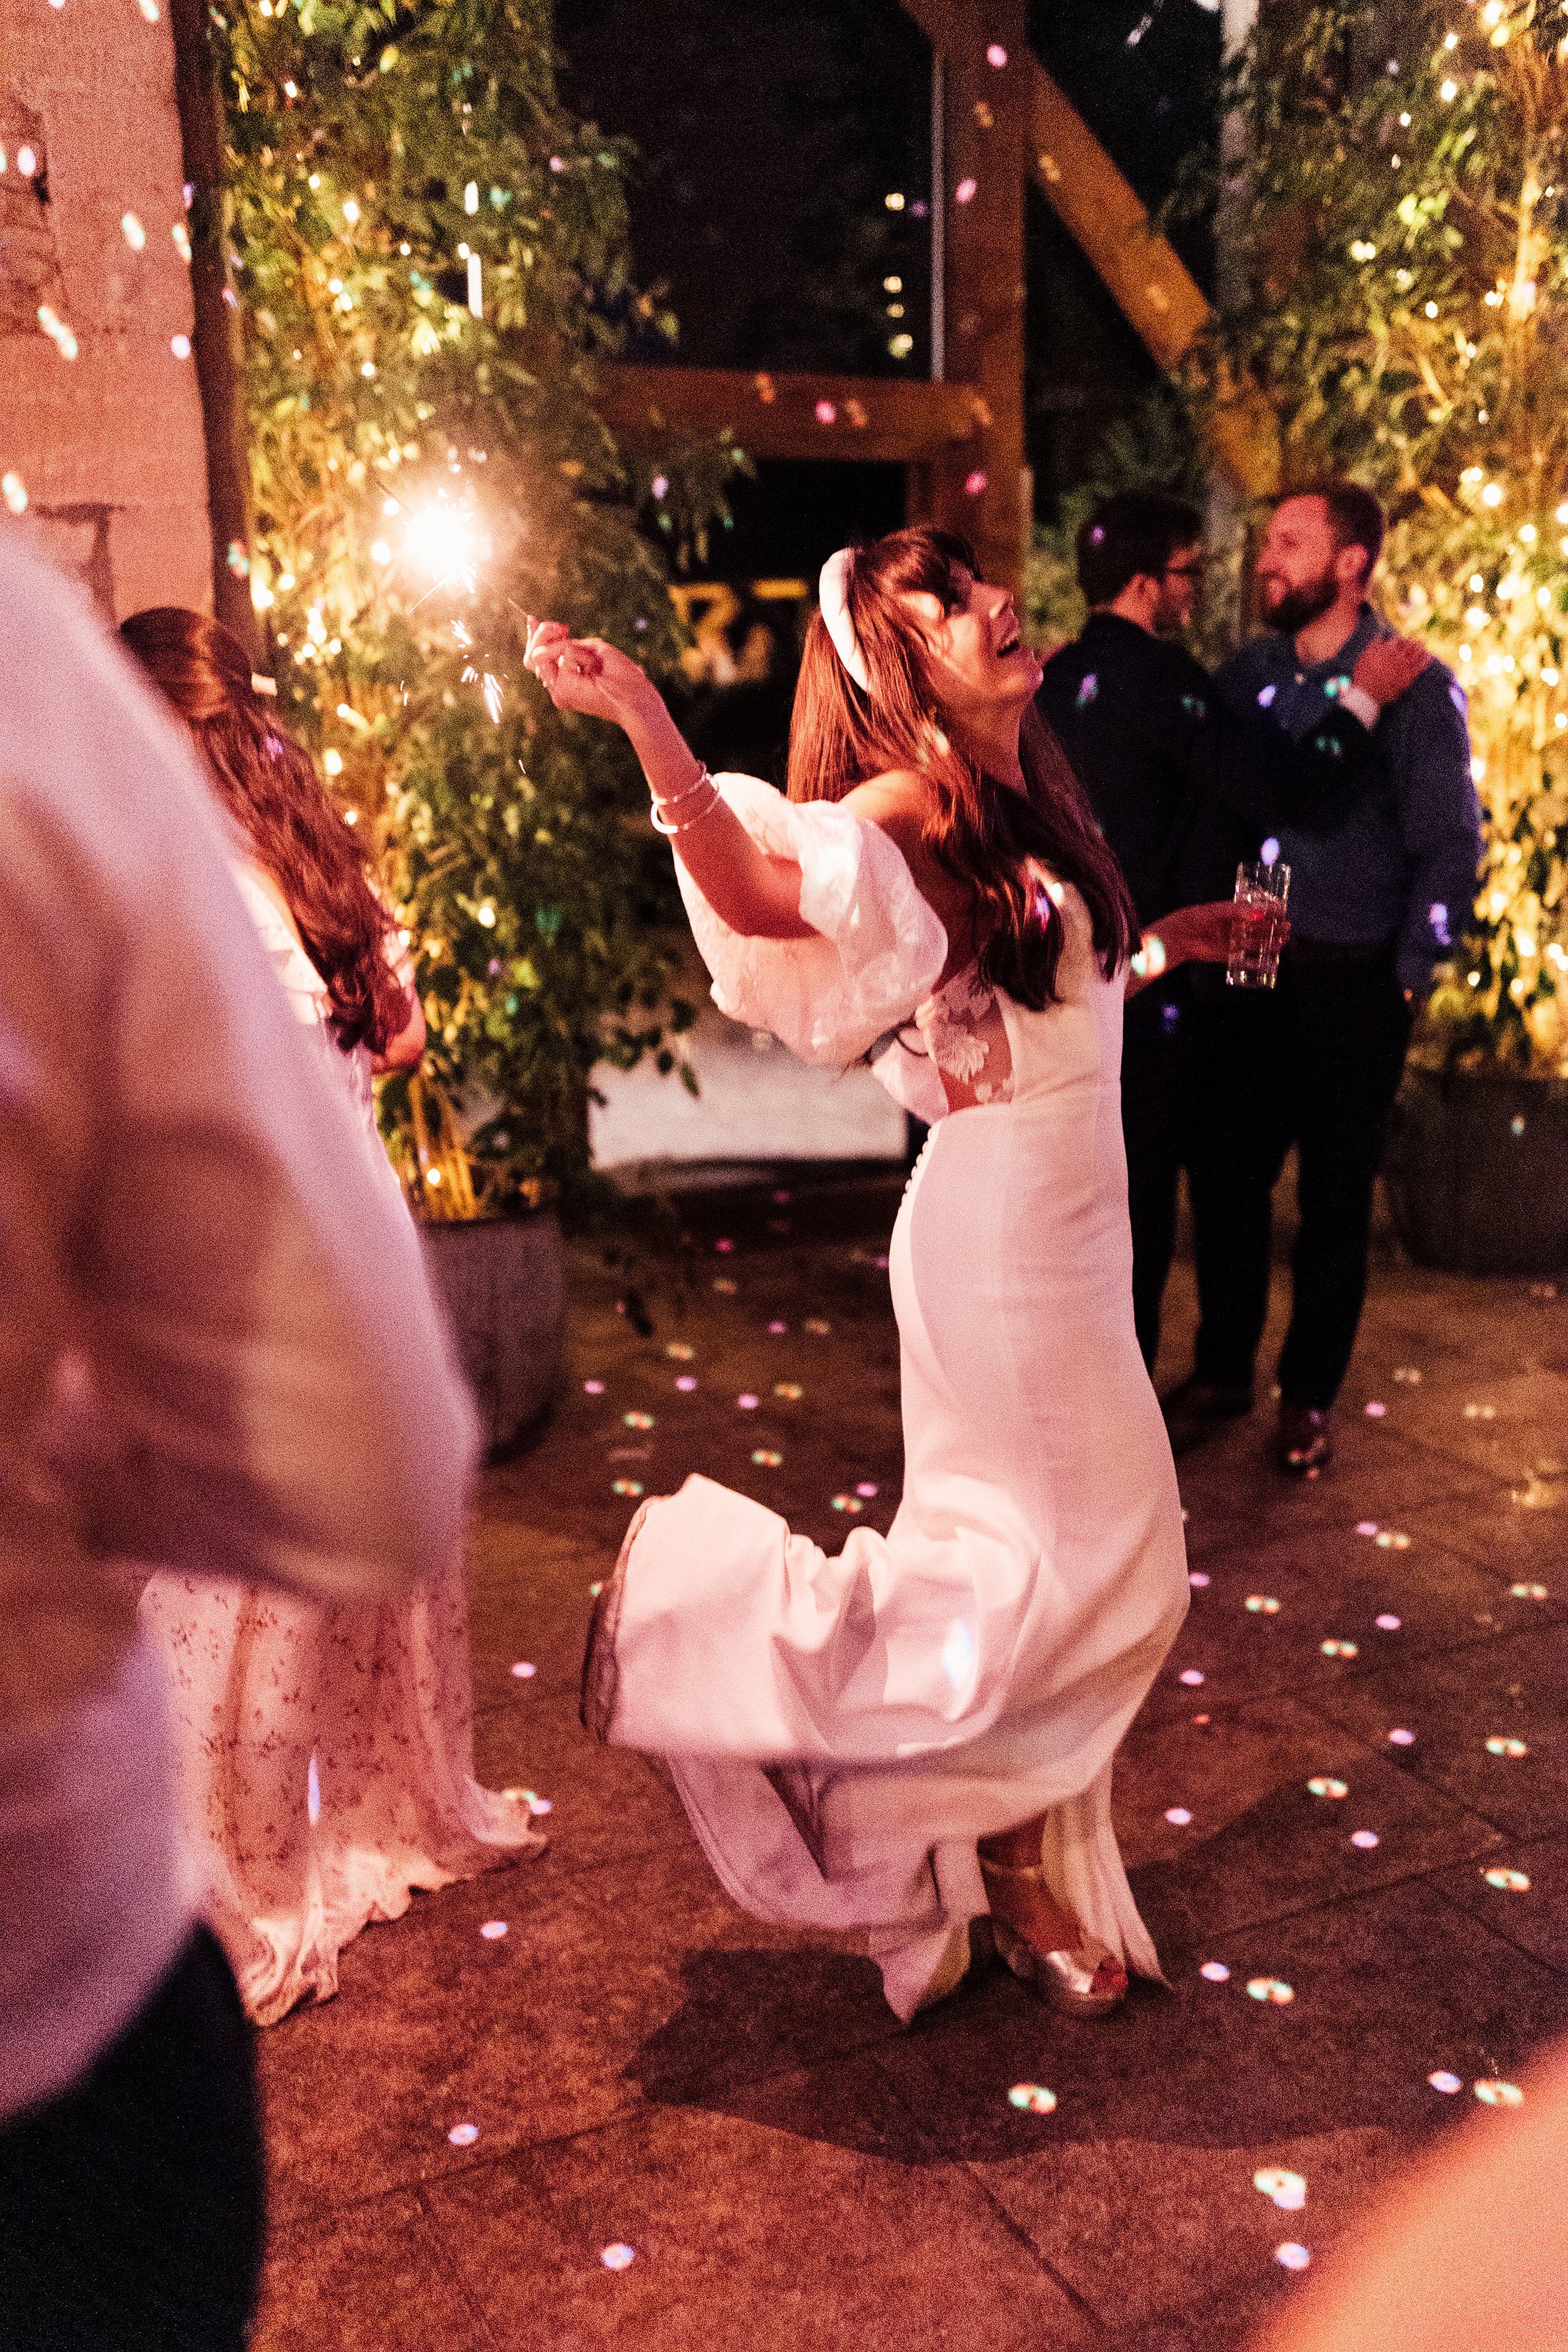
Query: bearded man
xmin=1189 ymin=480 xmax=1481 ymax=1475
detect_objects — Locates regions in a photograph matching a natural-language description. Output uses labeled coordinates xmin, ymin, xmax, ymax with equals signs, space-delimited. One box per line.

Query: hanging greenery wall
xmin=1187 ymin=0 xmax=1568 ymax=1073
xmin=215 ymin=0 xmax=737 ymax=1209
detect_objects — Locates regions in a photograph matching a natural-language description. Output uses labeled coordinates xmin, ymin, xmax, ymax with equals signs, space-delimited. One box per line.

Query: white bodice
xmin=678 ymin=775 xmax=1123 ymax=1125
xmin=229 ymin=862 xmax=399 ymax=1197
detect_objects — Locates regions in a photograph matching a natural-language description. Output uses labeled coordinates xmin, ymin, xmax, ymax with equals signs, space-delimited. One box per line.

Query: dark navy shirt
xmin=1217 ymin=609 xmax=1481 ymax=994
xmin=1036 ymin=611 xmax=1384 ymax=926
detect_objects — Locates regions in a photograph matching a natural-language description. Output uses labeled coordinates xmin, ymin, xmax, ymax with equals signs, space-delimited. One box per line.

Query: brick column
xmin=0 ymin=0 xmax=212 ymax=618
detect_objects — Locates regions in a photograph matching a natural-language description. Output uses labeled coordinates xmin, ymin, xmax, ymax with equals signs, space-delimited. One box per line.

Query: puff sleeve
xmin=674 ymin=774 xmax=949 ymax=1066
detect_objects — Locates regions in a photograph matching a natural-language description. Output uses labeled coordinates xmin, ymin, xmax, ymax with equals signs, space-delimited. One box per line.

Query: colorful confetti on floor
xmin=249 ymin=1172 xmax=1568 ymax=2351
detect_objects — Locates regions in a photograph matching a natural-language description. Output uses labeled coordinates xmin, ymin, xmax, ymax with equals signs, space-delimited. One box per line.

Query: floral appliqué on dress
xmin=914 ymin=964 xmax=1015 ymax=1113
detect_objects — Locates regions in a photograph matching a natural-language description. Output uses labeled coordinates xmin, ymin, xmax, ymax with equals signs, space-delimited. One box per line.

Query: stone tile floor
xmin=252 ymin=1175 xmax=1568 ymax=2351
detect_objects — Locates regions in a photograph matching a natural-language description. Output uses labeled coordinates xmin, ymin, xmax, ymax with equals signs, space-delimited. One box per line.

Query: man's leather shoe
xmin=1161 ymin=1377 xmax=1253 ymax=1455
xmin=1276 ymin=1403 xmax=1333 ymax=1477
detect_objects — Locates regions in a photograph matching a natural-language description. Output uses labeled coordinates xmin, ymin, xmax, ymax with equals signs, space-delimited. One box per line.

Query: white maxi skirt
xmin=584 ymin=1086 xmax=1190 ymax=2019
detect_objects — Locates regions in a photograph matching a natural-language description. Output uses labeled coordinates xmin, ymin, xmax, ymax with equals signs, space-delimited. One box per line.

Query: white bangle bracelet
xmin=650 ymin=768 xmax=720 ymax=836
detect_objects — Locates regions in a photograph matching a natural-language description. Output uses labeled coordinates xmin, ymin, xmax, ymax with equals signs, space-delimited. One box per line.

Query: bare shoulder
xmin=840 ymin=768 xmax=935 ymax=858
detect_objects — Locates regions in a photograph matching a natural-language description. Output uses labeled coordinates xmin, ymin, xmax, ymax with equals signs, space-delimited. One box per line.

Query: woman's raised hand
xmin=522 ymin=619 xmax=660 ymax=732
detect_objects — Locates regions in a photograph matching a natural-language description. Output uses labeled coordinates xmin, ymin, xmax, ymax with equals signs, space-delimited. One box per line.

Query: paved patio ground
xmin=251 ymin=1175 xmax=1568 ymax=2351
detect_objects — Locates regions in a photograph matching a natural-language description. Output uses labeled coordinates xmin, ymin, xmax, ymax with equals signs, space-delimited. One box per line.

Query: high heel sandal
xmin=976 ymin=1854 xmax=1129 ymax=2018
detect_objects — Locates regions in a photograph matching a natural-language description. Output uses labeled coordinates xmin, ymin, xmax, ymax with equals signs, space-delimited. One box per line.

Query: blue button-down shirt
xmin=1217 ymin=607 xmax=1482 ymax=994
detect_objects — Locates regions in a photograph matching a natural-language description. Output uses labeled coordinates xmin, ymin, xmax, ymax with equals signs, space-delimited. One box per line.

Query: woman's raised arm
xmin=524 ymin=621 xmax=812 ymax=941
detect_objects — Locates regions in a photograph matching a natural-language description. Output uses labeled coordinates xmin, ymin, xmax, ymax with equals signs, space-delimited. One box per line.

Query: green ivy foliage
xmin=1180 ymin=0 xmax=1568 ymax=1071
xmin=214 ymin=0 xmax=736 ymax=1200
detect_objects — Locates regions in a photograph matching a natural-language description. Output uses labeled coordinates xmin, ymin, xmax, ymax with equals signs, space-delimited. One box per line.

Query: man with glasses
xmin=1036 ymin=490 xmax=1428 ymax=1414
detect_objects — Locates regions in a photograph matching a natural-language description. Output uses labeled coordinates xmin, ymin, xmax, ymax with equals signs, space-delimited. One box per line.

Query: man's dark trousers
xmin=1122 ymin=976 xmax=1192 ymax=1371
xmin=1186 ymin=943 xmax=1414 ymax=1411
xmin=0 ymin=1927 xmax=266 ymax=2352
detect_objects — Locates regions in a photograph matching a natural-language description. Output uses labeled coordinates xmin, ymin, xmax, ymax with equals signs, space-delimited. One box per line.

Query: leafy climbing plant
xmin=1184 ymin=0 xmax=1568 ymax=1071
xmin=215 ymin=0 xmax=736 ymax=1205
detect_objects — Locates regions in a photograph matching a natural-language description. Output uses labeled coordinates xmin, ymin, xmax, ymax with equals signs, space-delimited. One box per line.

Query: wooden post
xmin=915 ymin=2 xmax=1028 ymax=592
xmin=167 ymin=0 xmax=259 ymax=657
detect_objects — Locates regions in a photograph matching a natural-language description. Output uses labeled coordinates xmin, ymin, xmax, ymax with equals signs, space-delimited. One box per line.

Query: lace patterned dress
xmin=584 ymin=776 xmax=1189 ymax=2020
xmin=139 ymin=867 xmax=543 ymax=2026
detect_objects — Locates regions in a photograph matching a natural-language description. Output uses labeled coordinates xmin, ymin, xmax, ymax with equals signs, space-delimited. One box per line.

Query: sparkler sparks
xmin=403 ymin=493 xmax=486 ymax=594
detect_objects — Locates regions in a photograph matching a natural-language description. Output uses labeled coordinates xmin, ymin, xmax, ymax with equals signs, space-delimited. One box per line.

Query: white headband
xmin=817 ymin=547 xmax=870 ymax=692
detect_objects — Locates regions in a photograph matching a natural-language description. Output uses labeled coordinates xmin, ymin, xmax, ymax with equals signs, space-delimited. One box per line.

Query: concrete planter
xmin=1384 ymin=1065 xmax=1568 ymax=1277
xmin=419 ymin=1208 xmax=565 ymax=1455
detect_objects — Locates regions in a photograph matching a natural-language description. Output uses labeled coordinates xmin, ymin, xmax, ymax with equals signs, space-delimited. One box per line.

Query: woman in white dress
xmin=119 ymin=609 xmax=542 ymax=2026
xmin=526 ymin=527 xmax=1234 ymax=2023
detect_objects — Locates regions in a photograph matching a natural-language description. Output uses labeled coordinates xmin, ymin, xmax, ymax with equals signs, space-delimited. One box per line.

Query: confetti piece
xmin=1179 ymin=1668 xmax=1205 ymax=1686
xmin=805 ymin=1318 xmax=831 ymax=1336
xmin=773 ymin=1382 xmax=803 ymax=1401
xmin=1375 ymin=1531 xmax=1411 ymax=1549
xmin=1350 ymin=1830 xmax=1380 ymax=1850
xmin=772 ymin=1188 xmax=792 ymax=1205
xmin=1485 ymin=1737 xmax=1529 ymax=1758
xmin=527 ymin=1795 xmax=552 ymax=1816
xmin=1007 ymin=2083 xmax=1057 ymax=2113
xmin=1188 ymin=1572 xmax=1210 ymax=1589
xmin=1254 ymin=2169 xmax=1307 ymax=2212
xmin=1275 ymin=2244 xmax=1311 ymax=2272
xmin=665 ymin=1342 xmax=694 ymax=1360
xmin=832 ymin=1495 xmax=865 ymax=1513
xmin=600 ymin=2243 xmax=636 ymax=2271
xmin=986 ymin=40 xmax=1008 ymax=65
xmin=715 ymin=1239 xmax=735 ymax=1254
xmin=510 ymin=1661 xmax=536 ymax=1679
xmin=447 ymin=2123 xmax=478 ymax=2146
xmin=751 ymin=1449 xmax=783 ymax=1468
xmin=1247 ymin=1979 xmax=1294 ymax=2005
xmin=584 ymin=1379 xmax=605 ymax=1396
xmin=856 ymin=1481 xmax=879 ymax=1497
xmin=1192 ymin=1713 xmax=1210 ymax=1726
xmin=768 ymin=1320 xmax=788 ymax=1334
xmin=612 ymin=1479 xmax=643 ymax=1497
xmin=1428 ymin=2070 xmax=1463 ymax=2093
xmin=1475 ymin=2080 xmax=1524 ymax=2107
xmin=1200 ymin=1961 xmax=1230 ymax=1982
xmin=1165 ymin=1807 xmax=1192 ymax=1827
xmin=713 ymin=1278 xmax=737 ymax=1294
xmin=1483 ymin=1867 xmax=1531 ymax=1892
xmin=1321 ymin=1639 xmax=1359 ymax=1659
xmin=1356 ymin=1521 xmax=1378 ymax=1537
xmin=623 ymin=1411 xmax=654 ymax=1430
xmin=588 ymin=1582 xmax=603 ymax=1598
xmin=1307 ymin=1778 xmax=1348 ymax=1799
xmin=1246 ymin=1595 xmax=1281 ymax=1614
xmin=676 ymin=1376 xmax=697 ymax=1393
xmin=480 ymin=1920 xmax=508 ymax=1939
xmin=1388 ymin=1728 xmax=1415 ymax=1746
xmin=1510 ymin=1583 xmax=1549 ymax=1600
xmin=1364 ymin=1401 xmax=1386 ymax=1418
xmin=1376 ymin=1614 xmax=1402 ymax=1631
xmin=737 ymin=1394 xmax=759 ymax=1410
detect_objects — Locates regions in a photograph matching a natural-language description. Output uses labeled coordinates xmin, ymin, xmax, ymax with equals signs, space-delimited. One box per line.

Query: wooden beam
xmin=168 ymin=0 xmax=261 ymax=656
xmin=898 ymin=0 xmax=1276 ymax=495
xmin=594 ymin=364 xmax=985 ymax=466
xmin=920 ymin=3 xmax=1028 ymax=590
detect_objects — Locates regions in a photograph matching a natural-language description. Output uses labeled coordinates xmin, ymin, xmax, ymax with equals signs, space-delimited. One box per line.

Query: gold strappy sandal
xmin=976 ymin=1853 xmax=1128 ymax=2018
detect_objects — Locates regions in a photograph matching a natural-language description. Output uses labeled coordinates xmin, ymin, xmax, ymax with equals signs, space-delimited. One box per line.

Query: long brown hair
xmin=120 ymin=608 xmax=406 ymax=1056
xmin=787 ymin=526 xmax=1135 ymax=1005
